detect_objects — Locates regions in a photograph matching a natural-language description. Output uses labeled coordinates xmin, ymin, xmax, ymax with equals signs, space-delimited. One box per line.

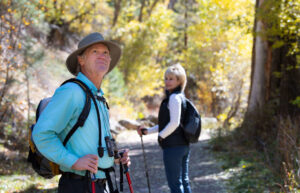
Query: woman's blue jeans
xmin=163 ymin=145 xmax=192 ymax=193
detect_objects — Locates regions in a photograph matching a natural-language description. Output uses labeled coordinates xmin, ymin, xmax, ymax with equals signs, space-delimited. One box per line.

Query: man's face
xmin=78 ymin=43 xmax=111 ymax=77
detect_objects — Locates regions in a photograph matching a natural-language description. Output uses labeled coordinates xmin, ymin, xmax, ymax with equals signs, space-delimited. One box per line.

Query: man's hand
xmin=71 ymin=154 xmax=98 ymax=174
xmin=137 ymin=126 xmax=148 ymax=136
xmin=118 ymin=149 xmax=131 ymax=166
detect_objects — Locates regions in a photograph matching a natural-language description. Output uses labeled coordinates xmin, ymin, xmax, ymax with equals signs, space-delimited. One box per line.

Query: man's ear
xmin=77 ymin=55 xmax=84 ymax=66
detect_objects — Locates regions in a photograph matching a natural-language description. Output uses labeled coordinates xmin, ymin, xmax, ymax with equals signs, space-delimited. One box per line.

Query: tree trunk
xmin=184 ymin=0 xmax=188 ymax=50
xmin=138 ymin=0 xmax=146 ymax=22
xmin=112 ymin=0 xmax=122 ymax=27
xmin=246 ymin=0 xmax=268 ymax=114
xmin=278 ymin=44 xmax=300 ymax=116
xmin=168 ymin=0 xmax=177 ymax=10
xmin=243 ymin=0 xmax=300 ymax=148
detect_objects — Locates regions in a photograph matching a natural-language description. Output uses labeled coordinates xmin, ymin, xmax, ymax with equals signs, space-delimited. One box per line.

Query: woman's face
xmin=165 ymin=74 xmax=181 ymax=92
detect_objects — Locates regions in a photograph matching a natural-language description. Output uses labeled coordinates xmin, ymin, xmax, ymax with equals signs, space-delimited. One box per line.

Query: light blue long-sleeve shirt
xmin=32 ymin=72 xmax=114 ymax=178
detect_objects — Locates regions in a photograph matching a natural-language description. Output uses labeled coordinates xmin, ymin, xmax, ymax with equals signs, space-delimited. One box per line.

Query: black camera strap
xmin=89 ymin=93 xmax=104 ymax=157
xmin=96 ymin=95 xmax=109 ymax=109
xmin=92 ymin=87 xmax=122 ymax=193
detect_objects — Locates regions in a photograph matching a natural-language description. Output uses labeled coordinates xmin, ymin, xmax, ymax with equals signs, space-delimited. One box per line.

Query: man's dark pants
xmin=58 ymin=173 xmax=106 ymax=193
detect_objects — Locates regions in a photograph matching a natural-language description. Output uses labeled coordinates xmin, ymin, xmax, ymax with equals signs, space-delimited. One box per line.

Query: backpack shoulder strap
xmin=179 ymin=94 xmax=187 ymax=126
xmin=180 ymin=94 xmax=187 ymax=110
xmin=61 ymin=78 xmax=92 ymax=146
xmin=36 ymin=97 xmax=52 ymax=121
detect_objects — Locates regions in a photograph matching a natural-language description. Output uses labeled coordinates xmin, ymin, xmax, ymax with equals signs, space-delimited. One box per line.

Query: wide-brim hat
xmin=66 ymin=32 xmax=122 ymax=76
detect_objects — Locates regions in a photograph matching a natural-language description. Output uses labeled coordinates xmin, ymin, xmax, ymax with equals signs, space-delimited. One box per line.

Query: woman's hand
xmin=137 ymin=126 xmax=148 ymax=136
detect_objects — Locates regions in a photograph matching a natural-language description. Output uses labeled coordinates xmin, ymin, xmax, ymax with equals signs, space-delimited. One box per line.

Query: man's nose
xmin=97 ymin=53 xmax=110 ymax=59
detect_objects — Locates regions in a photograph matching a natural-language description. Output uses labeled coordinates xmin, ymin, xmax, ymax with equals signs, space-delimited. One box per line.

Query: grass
xmin=210 ymin=133 xmax=282 ymax=193
xmin=0 ymin=140 xmax=59 ymax=193
xmin=0 ymin=175 xmax=59 ymax=193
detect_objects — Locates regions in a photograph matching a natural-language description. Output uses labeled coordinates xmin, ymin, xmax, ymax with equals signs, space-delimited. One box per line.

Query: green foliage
xmin=42 ymin=0 xmax=112 ymax=34
xmin=113 ymin=6 xmax=174 ymax=98
xmin=106 ymin=0 xmax=255 ymax=122
xmin=211 ymin=133 xmax=281 ymax=193
xmin=257 ymin=0 xmax=299 ymax=54
xmin=183 ymin=0 xmax=254 ymax=119
xmin=9 ymin=0 xmax=254 ymax=123
xmin=291 ymin=96 xmax=300 ymax=108
xmin=0 ymin=143 xmax=59 ymax=192
xmin=0 ymin=0 xmax=46 ymax=133
xmin=3 ymin=0 xmax=298 ymax=192
xmin=103 ymin=67 xmax=126 ymax=99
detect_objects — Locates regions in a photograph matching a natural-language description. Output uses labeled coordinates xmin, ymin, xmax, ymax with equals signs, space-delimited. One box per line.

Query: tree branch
xmin=148 ymin=0 xmax=160 ymax=16
xmin=138 ymin=0 xmax=146 ymax=22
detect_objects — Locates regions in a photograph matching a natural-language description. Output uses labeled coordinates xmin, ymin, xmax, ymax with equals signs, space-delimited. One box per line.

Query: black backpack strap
xmin=62 ymin=78 xmax=106 ymax=157
xmin=35 ymin=100 xmax=43 ymax=122
xmin=36 ymin=97 xmax=52 ymax=121
xmin=61 ymin=78 xmax=92 ymax=146
xmin=180 ymin=94 xmax=187 ymax=127
xmin=99 ymin=167 xmax=119 ymax=193
xmin=181 ymin=95 xmax=187 ymax=110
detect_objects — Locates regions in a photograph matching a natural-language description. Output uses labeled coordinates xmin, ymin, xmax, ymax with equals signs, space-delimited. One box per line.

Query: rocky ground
xmin=115 ymin=130 xmax=228 ymax=193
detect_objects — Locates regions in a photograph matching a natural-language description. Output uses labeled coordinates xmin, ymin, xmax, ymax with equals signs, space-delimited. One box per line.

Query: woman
xmin=137 ymin=64 xmax=191 ymax=193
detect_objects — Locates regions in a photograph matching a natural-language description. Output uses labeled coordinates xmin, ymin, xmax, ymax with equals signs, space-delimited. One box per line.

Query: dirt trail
xmin=116 ymin=130 xmax=228 ymax=193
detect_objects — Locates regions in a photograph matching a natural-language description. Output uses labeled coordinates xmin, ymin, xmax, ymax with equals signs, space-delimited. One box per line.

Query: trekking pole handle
xmin=141 ymin=128 xmax=148 ymax=135
xmin=119 ymin=151 xmax=129 ymax=173
xmin=89 ymin=171 xmax=97 ymax=181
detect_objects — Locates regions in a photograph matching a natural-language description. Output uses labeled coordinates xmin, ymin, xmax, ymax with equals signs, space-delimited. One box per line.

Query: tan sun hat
xmin=66 ymin=32 xmax=122 ymax=76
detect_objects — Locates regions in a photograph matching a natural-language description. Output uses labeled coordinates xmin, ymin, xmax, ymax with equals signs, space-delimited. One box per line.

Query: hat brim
xmin=66 ymin=40 xmax=122 ymax=76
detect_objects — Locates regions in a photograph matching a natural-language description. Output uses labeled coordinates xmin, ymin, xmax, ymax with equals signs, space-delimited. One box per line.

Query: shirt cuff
xmin=60 ymin=154 xmax=79 ymax=169
xmin=147 ymin=125 xmax=158 ymax=134
xmin=158 ymin=132 xmax=165 ymax=139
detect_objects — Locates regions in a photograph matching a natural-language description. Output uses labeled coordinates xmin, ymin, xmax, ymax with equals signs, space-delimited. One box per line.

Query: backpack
xmin=181 ymin=96 xmax=201 ymax=143
xmin=27 ymin=78 xmax=92 ymax=179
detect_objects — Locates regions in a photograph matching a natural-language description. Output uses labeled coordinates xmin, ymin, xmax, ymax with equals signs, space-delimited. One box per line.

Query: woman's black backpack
xmin=181 ymin=96 xmax=201 ymax=143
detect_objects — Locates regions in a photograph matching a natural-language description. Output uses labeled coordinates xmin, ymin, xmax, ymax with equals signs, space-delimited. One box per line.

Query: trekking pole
xmin=123 ymin=164 xmax=134 ymax=193
xmin=140 ymin=134 xmax=151 ymax=193
xmin=119 ymin=151 xmax=134 ymax=193
xmin=89 ymin=172 xmax=96 ymax=193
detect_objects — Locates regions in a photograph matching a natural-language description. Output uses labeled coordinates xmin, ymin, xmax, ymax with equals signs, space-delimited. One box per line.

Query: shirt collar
xmin=165 ymin=86 xmax=182 ymax=98
xmin=76 ymin=72 xmax=104 ymax=96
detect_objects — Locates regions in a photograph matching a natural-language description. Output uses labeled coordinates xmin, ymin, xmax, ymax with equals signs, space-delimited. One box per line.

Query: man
xmin=33 ymin=32 xmax=130 ymax=193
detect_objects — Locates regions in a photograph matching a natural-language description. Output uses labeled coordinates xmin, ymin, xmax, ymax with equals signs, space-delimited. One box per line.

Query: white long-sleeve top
xmin=147 ymin=93 xmax=182 ymax=139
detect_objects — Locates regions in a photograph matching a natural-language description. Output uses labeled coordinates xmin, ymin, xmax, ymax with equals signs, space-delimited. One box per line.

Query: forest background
xmin=0 ymin=0 xmax=299 ymax=192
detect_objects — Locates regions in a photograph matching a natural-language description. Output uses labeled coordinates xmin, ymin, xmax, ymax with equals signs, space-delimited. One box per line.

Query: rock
xmin=146 ymin=115 xmax=158 ymax=124
xmin=110 ymin=129 xmax=119 ymax=138
xmin=110 ymin=119 xmax=126 ymax=131
xmin=118 ymin=119 xmax=141 ymax=130
xmin=137 ymin=115 xmax=158 ymax=127
xmin=139 ymin=119 xmax=156 ymax=127
xmin=110 ymin=119 xmax=127 ymax=138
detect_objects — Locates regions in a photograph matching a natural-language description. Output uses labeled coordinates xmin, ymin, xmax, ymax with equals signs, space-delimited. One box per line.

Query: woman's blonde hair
xmin=164 ymin=63 xmax=187 ymax=92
